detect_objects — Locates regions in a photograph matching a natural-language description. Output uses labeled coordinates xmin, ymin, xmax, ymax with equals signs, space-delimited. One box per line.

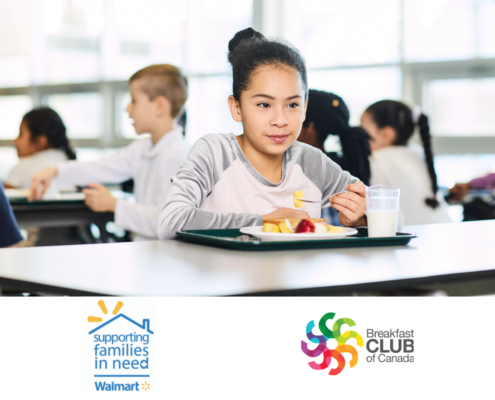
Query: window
xmin=103 ymin=0 xmax=187 ymax=80
xmin=33 ymin=0 xmax=103 ymax=84
xmin=283 ymin=0 xmax=401 ymax=68
xmin=185 ymin=0 xmax=253 ymax=74
xmin=0 ymin=0 xmax=252 ymax=148
xmin=280 ymin=0 xmax=495 ymax=152
xmin=0 ymin=95 xmax=33 ymax=139
xmin=478 ymin=0 xmax=495 ymax=58
xmin=47 ymin=93 xmax=103 ymax=139
xmin=1 ymin=0 xmax=494 ymax=154
xmin=308 ymin=68 xmax=402 ymax=126
xmin=435 ymin=154 xmax=495 ymax=187
xmin=7 ymin=0 xmax=252 ymax=84
xmin=186 ymin=76 xmax=242 ymax=144
xmin=403 ymin=0 xmax=476 ymax=62
xmin=426 ymin=78 xmax=495 ymax=136
xmin=0 ymin=1 xmax=30 ymax=88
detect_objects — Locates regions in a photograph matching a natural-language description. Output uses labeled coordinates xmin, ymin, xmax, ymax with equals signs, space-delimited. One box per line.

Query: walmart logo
xmin=301 ymin=312 xmax=363 ymax=376
xmin=86 ymin=300 xmax=153 ymax=392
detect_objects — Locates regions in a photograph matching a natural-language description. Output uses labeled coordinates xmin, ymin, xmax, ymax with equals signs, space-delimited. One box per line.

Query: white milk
xmin=366 ymin=210 xmax=398 ymax=237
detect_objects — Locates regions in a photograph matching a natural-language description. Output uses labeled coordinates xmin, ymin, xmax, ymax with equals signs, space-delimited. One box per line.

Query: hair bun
xmin=228 ymin=28 xmax=264 ymax=54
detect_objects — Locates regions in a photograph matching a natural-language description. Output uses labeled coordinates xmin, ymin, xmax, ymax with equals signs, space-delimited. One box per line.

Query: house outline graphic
xmin=89 ymin=313 xmax=154 ymax=335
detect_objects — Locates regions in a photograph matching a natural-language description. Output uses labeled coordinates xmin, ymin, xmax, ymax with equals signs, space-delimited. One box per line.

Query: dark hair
xmin=365 ymin=100 xmax=439 ymax=208
xmin=177 ymin=110 xmax=187 ymax=136
xmin=302 ymin=90 xmax=371 ymax=185
xmin=22 ymin=107 xmax=76 ymax=160
xmin=227 ymin=28 xmax=308 ymax=101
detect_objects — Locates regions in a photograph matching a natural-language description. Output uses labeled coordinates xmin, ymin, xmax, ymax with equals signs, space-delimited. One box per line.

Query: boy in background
xmin=450 ymin=173 xmax=495 ymax=200
xmin=30 ymin=64 xmax=190 ymax=241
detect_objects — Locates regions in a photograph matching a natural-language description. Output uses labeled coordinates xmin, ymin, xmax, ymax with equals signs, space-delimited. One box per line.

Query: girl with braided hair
xmin=361 ymin=100 xmax=451 ymax=225
xmin=298 ymin=90 xmax=371 ymax=225
xmin=298 ymin=90 xmax=371 ymax=185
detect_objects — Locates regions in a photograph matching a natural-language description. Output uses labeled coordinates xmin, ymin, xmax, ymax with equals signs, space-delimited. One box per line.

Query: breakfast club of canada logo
xmin=301 ymin=311 xmax=415 ymax=375
xmin=84 ymin=300 xmax=154 ymax=392
xmin=301 ymin=312 xmax=363 ymax=376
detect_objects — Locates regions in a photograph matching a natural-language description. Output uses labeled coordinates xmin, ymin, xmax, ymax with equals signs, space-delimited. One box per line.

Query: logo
xmin=301 ymin=312 xmax=363 ymax=376
xmin=84 ymin=300 xmax=154 ymax=392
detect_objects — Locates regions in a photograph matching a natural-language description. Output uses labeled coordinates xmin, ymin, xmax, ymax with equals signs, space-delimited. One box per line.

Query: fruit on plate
xmin=262 ymin=223 xmax=281 ymax=233
xmin=261 ymin=218 xmax=344 ymax=234
xmin=328 ymin=225 xmax=344 ymax=234
xmin=279 ymin=219 xmax=294 ymax=233
xmin=295 ymin=219 xmax=315 ymax=233
xmin=263 ymin=218 xmax=324 ymax=233
xmin=293 ymin=191 xmax=304 ymax=208
xmin=314 ymin=222 xmax=344 ymax=234
xmin=314 ymin=222 xmax=328 ymax=234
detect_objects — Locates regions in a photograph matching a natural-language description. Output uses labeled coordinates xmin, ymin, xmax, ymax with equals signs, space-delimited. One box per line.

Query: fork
xmin=296 ymin=184 xmax=382 ymax=207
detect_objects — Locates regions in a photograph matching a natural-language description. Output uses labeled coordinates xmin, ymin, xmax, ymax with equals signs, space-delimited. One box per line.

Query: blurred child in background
xmin=298 ymin=91 xmax=370 ymax=184
xmin=298 ymin=90 xmax=371 ymax=225
xmin=361 ymin=100 xmax=451 ymax=225
xmin=450 ymin=173 xmax=495 ymax=200
xmin=30 ymin=64 xmax=190 ymax=241
xmin=4 ymin=107 xmax=75 ymax=189
xmin=449 ymin=171 xmax=495 ymax=221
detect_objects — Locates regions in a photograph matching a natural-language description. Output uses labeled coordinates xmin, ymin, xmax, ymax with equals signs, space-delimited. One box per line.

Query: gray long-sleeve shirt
xmin=157 ymin=133 xmax=400 ymax=239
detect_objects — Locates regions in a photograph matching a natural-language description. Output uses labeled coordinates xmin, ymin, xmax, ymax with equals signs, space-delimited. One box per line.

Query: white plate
xmin=240 ymin=226 xmax=358 ymax=241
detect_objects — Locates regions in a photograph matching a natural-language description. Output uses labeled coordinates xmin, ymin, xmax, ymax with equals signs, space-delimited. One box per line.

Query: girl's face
xmin=229 ymin=66 xmax=308 ymax=156
xmin=360 ymin=111 xmax=396 ymax=152
xmin=13 ymin=121 xmax=47 ymax=158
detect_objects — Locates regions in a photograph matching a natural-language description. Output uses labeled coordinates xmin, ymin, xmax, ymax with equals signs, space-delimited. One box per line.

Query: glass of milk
xmin=365 ymin=188 xmax=400 ymax=237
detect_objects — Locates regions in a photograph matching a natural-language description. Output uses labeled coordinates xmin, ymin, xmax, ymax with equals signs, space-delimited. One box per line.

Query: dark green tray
xmin=177 ymin=228 xmax=417 ymax=251
xmin=9 ymin=198 xmax=85 ymax=206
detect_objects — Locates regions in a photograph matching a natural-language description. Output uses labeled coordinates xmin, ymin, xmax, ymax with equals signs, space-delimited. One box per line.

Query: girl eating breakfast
xmin=156 ymin=28 xmax=404 ymax=239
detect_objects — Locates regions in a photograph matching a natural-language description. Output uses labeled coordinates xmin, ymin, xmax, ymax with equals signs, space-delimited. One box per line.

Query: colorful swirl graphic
xmin=301 ymin=313 xmax=363 ymax=376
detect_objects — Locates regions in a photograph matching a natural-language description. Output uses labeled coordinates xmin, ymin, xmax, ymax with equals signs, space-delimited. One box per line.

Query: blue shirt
xmin=0 ymin=186 xmax=23 ymax=247
xmin=321 ymin=206 xmax=343 ymax=226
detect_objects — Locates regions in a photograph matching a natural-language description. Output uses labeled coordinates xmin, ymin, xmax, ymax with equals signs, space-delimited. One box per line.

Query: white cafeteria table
xmin=0 ymin=220 xmax=493 ymax=296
